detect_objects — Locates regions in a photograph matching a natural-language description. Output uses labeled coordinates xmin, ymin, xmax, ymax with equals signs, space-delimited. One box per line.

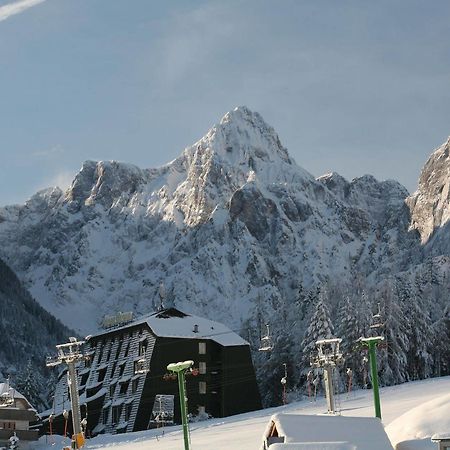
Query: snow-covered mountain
xmin=0 ymin=107 xmax=429 ymax=335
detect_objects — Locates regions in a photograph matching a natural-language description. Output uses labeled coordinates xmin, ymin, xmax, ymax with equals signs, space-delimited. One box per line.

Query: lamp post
xmin=167 ymin=360 xmax=194 ymax=450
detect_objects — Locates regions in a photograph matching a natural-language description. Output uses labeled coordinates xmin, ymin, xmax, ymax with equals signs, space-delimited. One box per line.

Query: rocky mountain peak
xmin=185 ymin=106 xmax=311 ymax=185
xmin=407 ymin=137 xmax=450 ymax=243
xmin=65 ymin=160 xmax=146 ymax=210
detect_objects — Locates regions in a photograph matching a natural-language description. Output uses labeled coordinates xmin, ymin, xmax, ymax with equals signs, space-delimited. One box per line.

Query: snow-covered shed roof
xmin=269 ymin=444 xmax=355 ymax=450
xmin=0 ymin=383 xmax=35 ymax=411
xmin=92 ymin=308 xmax=248 ymax=347
xmin=263 ymin=414 xmax=393 ymax=450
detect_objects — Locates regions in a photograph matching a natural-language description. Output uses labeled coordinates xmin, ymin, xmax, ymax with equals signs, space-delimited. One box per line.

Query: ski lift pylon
xmin=258 ymin=324 xmax=273 ymax=351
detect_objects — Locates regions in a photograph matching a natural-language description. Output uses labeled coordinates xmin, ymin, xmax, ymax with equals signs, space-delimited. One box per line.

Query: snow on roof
xmin=93 ymin=308 xmax=248 ymax=347
xmin=264 ymin=414 xmax=393 ymax=450
xmin=0 ymin=382 xmax=34 ymax=410
xmin=385 ymin=392 xmax=450 ymax=448
xmin=269 ymin=444 xmax=356 ymax=450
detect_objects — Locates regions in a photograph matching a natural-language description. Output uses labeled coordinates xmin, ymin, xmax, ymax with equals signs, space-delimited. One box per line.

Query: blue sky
xmin=0 ymin=0 xmax=449 ymax=205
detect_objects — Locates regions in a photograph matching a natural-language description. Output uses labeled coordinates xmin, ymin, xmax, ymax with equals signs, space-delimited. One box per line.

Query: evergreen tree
xmin=378 ymin=279 xmax=409 ymax=385
xmin=14 ymin=359 xmax=44 ymax=410
xmin=300 ymin=289 xmax=335 ymax=376
xmin=336 ymin=296 xmax=365 ymax=386
xmin=406 ymin=278 xmax=434 ymax=379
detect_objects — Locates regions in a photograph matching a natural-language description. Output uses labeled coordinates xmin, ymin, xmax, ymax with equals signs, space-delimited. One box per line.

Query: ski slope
xmin=32 ymin=376 xmax=450 ymax=450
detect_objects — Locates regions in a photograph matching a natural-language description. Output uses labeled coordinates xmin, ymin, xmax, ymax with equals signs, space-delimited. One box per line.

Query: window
xmin=110 ymin=383 xmax=116 ymax=397
xmin=125 ymin=403 xmax=133 ymax=421
xmin=97 ymin=367 xmax=107 ymax=383
xmin=199 ymin=362 xmax=206 ymax=375
xmin=199 ymin=381 xmax=206 ymax=394
xmin=111 ymin=361 xmax=117 ymax=378
xmin=198 ymin=342 xmax=206 ymax=355
xmin=115 ymin=339 xmax=123 ymax=360
xmin=120 ymin=381 xmax=129 ymax=395
xmin=1 ymin=422 xmax=15 ymax=430
xmin=139 ymin=339 xmax=148 ymax=356
xmin=97 ymin=349 xmax=103 ymax=364
xmin=112 ymin=405 xmax=122 ymax=424
xmin=124 ymin=342 xmax=130 ymax=358
xmin=132 ymin=378 xmax=139 ymax=394
xmin=198 ymin=406 xmax=205 ymax=415
xmin=106 ymin=343 xmax=112 ymax=361
xmin=102 ymin=408 xmax=109 ymax=425
xmin=80 ymin=372 xmax=89 ymax=386
xmin=118 ymin=363 xmax=126 ymax=377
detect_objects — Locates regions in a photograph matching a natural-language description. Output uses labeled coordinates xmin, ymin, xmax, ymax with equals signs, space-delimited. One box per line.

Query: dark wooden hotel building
xmin=42 ymin=308 xmax=261 ymax=435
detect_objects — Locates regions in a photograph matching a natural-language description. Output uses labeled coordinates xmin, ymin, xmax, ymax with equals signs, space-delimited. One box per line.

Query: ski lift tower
xmin=360 ymin=303 xmax=385 ymax=420
xmin=311 ymin=338 xmax=344 ymax=414
xmin=46 ymin=337 xmax=86 ymax=449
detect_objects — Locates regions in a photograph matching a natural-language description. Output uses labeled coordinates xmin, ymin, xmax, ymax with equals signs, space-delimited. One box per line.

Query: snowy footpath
xmin=32 ymin=376 xmax=450 ymax=450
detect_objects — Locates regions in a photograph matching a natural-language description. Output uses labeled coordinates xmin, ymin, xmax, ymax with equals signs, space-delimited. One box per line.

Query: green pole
xmin=167 ymin=360 xmax=194 ymax=450
xmin=368 ymin=341 xmax=381 ymax=419
xmin=360 ymin=337 xmax=383 ymax=420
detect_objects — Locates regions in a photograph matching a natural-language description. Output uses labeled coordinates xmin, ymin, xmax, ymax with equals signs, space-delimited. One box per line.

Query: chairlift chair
xmin=258 ymin=324 xmax=273 ymax=352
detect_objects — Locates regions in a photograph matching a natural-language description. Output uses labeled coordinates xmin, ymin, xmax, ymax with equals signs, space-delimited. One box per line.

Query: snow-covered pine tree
xmin=406 ymin=276 xmax=434 ymax=380
xmin=336 ymin=296 xmax=365 ymax=386
xmin=432 ymin=305 xmax=450 ymax=377
xmin=14 ymin=358 xmax=44 ymax=410
xmin=378 ymin=279 xmax=410 ymax=385
xmin=300 ymin=288 xmax=335 ymax=376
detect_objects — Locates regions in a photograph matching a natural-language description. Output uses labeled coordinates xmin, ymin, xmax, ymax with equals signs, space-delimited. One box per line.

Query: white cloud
xmin=32 ymin=144 xmax=65 ymax=158
xmin=49 ymin=170 xmax=74 ymax=191
xmin=0 ymin=0 xmax=47 ymax=23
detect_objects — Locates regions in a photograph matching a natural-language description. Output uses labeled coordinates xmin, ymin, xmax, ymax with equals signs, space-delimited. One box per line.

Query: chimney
xmin=193 ymin=324 xmax=199 ymax=333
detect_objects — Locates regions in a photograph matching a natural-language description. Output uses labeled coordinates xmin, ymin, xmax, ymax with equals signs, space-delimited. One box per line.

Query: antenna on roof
xmin=259 ymin=324 xmax=273 ymax=352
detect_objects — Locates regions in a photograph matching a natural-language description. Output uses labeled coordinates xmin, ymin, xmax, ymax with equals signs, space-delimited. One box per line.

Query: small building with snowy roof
xmin=42 ymin=308 xmax=261 ymax=436
xmin=0 ymin=382 xmax=39 ymax=448
xmin=261 ymin=414 xmax=393 ymax=450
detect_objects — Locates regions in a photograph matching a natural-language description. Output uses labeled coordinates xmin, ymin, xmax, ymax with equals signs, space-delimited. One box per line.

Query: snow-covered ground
xmin=32 ymin=376 xmax=450 ymax=450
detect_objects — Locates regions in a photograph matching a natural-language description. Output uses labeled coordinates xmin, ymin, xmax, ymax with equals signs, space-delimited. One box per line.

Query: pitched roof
xmin=92 ymin=308 xmax=248 ymax=347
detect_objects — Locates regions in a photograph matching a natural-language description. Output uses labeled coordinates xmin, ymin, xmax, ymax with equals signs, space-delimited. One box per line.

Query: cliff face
xmin=0 ymin=107 xmax=444 ymax=336
xmin=407 ymin=137 xmax=450 ymax=251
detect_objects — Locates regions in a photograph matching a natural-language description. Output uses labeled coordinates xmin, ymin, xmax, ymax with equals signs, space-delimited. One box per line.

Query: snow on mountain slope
xmin=30 ymin=376 xmax=450 ymax=450
xmin=0 ymin=108 xmax=420 ymax=333
xmin=0 ymin=107 xmax=420 ymax=334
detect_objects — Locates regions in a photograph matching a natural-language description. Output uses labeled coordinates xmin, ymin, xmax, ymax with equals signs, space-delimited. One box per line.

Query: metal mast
xmin=311 ymin=338 xmax=344 ymax=414
xmin=360 ymin=302 xmax=385 ymax=419
xmin=167 ymin=360 xmax=194 ymax=450
xmin=46 ymin=337 xmax=86 ymax=449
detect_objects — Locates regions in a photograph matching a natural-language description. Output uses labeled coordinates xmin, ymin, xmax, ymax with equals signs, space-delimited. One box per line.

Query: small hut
xmin=0 ymin=382 xmax=39 ymax=448
xmin=261 ymin=414 xmax=393 ymax=450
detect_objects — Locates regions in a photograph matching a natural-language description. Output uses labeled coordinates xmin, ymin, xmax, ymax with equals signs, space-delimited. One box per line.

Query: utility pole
xmin=311 ymin=338 xmax=344 ymax=414
xmin=167 ymin=360 xmax=194 ymax=450
xmin=47 ymin=337 xmax=86 ymax=449
xmin=281 ymin=363 xmax=287 ymax=405
xmin=360 ymin=336 xmax=384 ymax=419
